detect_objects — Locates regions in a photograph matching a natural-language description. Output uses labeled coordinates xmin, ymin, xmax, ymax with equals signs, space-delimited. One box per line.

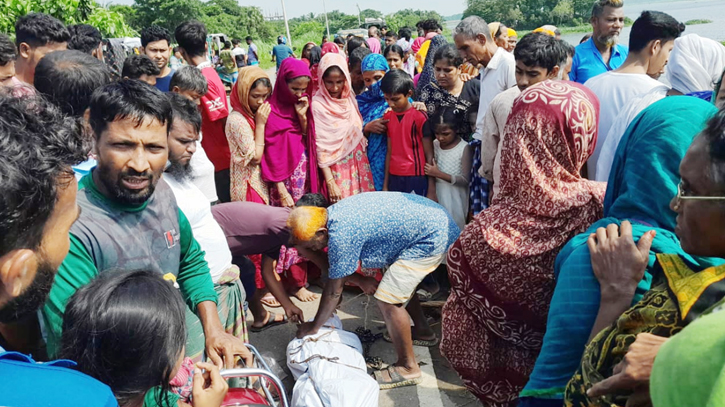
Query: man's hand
xmin=191 ymin=362 xmax=229 ymax=407
xmin=205 ymin=329 xmax=253 ymax=369
xmin=424 ymin=161 xmax=441 ymax=178
xmin=587 ymin=221 xmax=655 ymax=300
xmin=459 ymin=73 xmax=473 ymax=82
xmin=364 ymin=118 xmax=389 ymax=135
xmin=285 ymin=304 xmax=305 ymax=325
xmin=587 ymin=333 xmax=669 ymax=405
xmin=296 ymin=321 xmax=320 ymax=339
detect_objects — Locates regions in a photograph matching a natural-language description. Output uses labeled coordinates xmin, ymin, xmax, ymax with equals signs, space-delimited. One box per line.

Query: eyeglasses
xmin=674 ymin=181 xmax=725 ymax=209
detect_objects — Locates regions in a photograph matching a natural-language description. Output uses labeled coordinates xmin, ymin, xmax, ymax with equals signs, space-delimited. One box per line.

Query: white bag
xmin=286 ymin=315 xmax=379 ymax=407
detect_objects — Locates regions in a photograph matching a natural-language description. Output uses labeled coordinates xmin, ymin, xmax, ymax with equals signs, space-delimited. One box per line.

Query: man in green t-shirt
xmin=42 ymin=79 xmax=252 ymax=368
xmin=218 ymin=40 xmax=238 ymax=83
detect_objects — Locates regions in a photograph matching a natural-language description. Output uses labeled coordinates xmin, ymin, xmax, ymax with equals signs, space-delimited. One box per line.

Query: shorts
xmin=388 ymin=174 xmax=428 ymax=196
xmin=374 ymin=253 xmax=446 ymax=305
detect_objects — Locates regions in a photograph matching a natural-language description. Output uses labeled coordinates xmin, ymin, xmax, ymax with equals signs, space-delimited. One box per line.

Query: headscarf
xmin=507 ymin=28 xmax=517 ymax=38
xmin=230 ymin=66 xmax=270 ymax=129
xmin=366 ymin=37 xmax=381 ymax=54
xmin=666 ymin=34 xmax=725 ymax=95
xmin=441 ymin=81 xmax=605 ymax=405
xmin=356 ymin=54 xmax=390 ymax=190
xmin=533 ymin=27 xmax=556 ymax=37
xmin=522 ymin=96 xmax=724 ymax=400
xmin=311 ymin=53 xmax=365 ymax=168
xmin=321 ymin=42 xmax=339 ymax=56
xmin=261 ymin=58 xmax=321 ymax=193
xmin=417 ymin=35 xmax=447 ymax=91
xmin=361 ymin=53 xmax=388 ymax=73
xmin=488 ymin=22 xmax=502 ymax=38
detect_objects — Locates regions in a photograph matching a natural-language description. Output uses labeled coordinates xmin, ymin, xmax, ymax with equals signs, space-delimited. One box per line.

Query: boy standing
xmin=140 ymin=25 xmax=175 ymax=92
xmin=246 ymin=36 xmax=259 ymax=66
xmin=175 ymin=20 xmax=232 ymax=202
xmin=381 ymin=70 xmax=434 ymax=199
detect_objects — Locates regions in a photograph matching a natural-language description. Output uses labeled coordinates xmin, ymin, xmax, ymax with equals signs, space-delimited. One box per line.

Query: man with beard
xmin=570 ymin=0 xmax=628 ymax=84
xmin=0 ymin=93 xmax=117 ymax=406
xmin=41 ymin=80 xmax=253 ymax=369
xmin=585 ymin=11 xmax=684 ymax=180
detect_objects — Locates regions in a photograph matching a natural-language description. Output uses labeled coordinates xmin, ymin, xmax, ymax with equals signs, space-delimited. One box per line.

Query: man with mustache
xmin=570 ymin=0 xmax=628 ymax=84
xmin=41 ymin=79 xmax=252 ymax=369
xmin=0 ymin=93 xmax=117 ymax=406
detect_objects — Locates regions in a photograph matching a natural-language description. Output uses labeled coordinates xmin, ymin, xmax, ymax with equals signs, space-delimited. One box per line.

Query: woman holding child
xmin=311 ymin=53 xmax=375 ymax=202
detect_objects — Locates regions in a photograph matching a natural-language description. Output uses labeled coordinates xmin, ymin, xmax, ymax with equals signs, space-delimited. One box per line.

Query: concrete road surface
xmin=248 ymin=285 xmax=483 ymax=407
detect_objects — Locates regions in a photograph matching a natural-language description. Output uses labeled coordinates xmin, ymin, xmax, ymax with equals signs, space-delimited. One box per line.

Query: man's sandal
xmin=382 ymin=331 xmax=440 ymax=347
xmin=372 ymin=366 xmax=423 ymax=390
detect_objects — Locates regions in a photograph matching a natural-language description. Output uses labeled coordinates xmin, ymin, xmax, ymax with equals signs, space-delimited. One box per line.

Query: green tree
xmin=360 ymin=9 xmax=383 ymax=19
xmin=293 ymin=21 xmax=325 ymax=39
xmin=384 ymin=9 xmax=443 ymax=32
xmin=551 ymin=0 xmax=574 ymax=25
xmin=133 ymin=0 xmax=204 ymax=34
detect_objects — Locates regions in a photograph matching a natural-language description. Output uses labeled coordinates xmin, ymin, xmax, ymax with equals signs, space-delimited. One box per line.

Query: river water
xmin=560 ymin=0 xmax=725 ymax=45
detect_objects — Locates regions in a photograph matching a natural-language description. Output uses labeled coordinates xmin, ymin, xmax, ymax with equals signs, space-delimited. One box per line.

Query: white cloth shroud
xmin=286 ymin=315 xmax=379 ymax=407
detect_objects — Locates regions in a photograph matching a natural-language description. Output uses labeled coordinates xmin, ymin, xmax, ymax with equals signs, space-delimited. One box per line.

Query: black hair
xmin=399 ymin=27 xmax=412 ymax=42
xmin=169 ymin=65 xmax=208 ymax=95
xmin=592 ymin=0 xmax=624 ymax=18
xmin=168 ymin=92 xmax=201 ymax=134
xmin=322 ymin=65 xmax=344 ymax=79
xmin=380 ymin=69 xmax=414 ymax=96
xmin=349 ymin=47 xmax=371 ymax=69
xmin=704 ymin=108 xmax=725 ymax=182
xmin=59 ymin=270 xmax=186 ymax=407
xmin=428 ymin=105 xmax=465 ymax=137
xmin=629 ymin=11 xmax=685 ymax=53
xmin=308 ymin=46 xmax=322 ymax=67
xmin=421 ymin=19 xmax=440 ymax=32
xmin=172 ymin=46 xmax=180 ymax=54
xmin=558 ymin=39 xmax=575 ymax=59
xmin=35 ymin=50 xmax=112 ymax=118
xmin=433 ymin=43 xmax=464 ymax=67
xmin=15 ymin=12 xmax=70 ymax=48
xmin=580 ymin=33 xmax=592 ymax=44
xmin=174 ymin=20 xmax=207 ymax=58
xmin=223 ymin=40 xmax=232 ymax=49
xmin=0 ymin=34 xmax=17 ymax=66
xmin=0 ymin=91 xmax=86 ymax=256
xmin=514 ymin=32 xmax=562 ymax=73
xmin=232 ymin=38 xmax=240 ymax=46
xmin=346 ymin=36 xmax=367 ymax=55
xmin=67 ymin=24 xmax=102 ymax=55
xmin=251 ymin=77 xmax=272 ymax=91
xmin=246 ymin=36 xmax=253 ymax=42
xmin=384 ymin=44 xmax=405 ymax=60
xmin=140 ymin=25 xmax=172 ymax=48
xmin=122 ymin=54 xmax=160 ymax=79
xmin=296 ymin=193 xmax=329 ymax=208
xmin=277 ymin=36 xmax=285 ymax=45
xmin=89 ymin=79 xmax=173 ymax=139
xmin=384 ymin=31 xmax=398 ymax=39
xmin=334 ymin=36 xmax=345 ymax=46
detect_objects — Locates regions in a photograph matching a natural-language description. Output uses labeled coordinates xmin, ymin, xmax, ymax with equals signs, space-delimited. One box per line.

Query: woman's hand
xmin=587 ymin=221 xmax=655 ymax=301
xmin=280 ymin=193 xmax=295 ymax=208
xmin=364 ymin=119 xmax=389 ymax=135
xmin=191 ymin=362 xmax=229 ymax=407
xmin=255 ymin=102 xmax=271 ymax=125
xmin=327 ymin=178 xmax=342 ymax=203
xmin=412 ymin=101 xmax=427 ymax=112
xmin=294 ymin=96 xmax=310 ymax=118
xmin=587 ymin=333 xmax=669 ymax=406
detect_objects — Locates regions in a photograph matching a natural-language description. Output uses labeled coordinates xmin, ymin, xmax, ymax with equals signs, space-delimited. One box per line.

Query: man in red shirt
xmin=175 ymin=20 xmax=232 ymax=202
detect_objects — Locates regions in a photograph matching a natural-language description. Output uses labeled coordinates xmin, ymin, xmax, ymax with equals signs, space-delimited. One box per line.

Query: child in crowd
xmin=381 ymin=69 xmax=434 ymax=199
xmin=424 ymin=107 xmax=472 ymax=230
xmin=59 ymin=270 xmax=229 ymax=407
xmin=122 ymin=54 xmax=159 ymax=86
xmin=383 ymin=44 xmax=408 ymax=75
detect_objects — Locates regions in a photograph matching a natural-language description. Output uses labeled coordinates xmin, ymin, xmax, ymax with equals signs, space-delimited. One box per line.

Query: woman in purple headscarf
xmin=261 ymin=57 xmax=325 ymax=302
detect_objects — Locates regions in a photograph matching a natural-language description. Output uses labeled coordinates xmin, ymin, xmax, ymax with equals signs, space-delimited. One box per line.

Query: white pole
xmin=281 ymin=0 xmax=292 ymax=48
xmin=356 ymin=3 xmax=361 ymax=27
xmin=323 ymin=0 xmax=330 ymax=38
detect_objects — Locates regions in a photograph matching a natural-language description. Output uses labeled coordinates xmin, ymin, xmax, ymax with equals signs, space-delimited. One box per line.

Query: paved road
xmin=248 ymin=285 xmax=482 ymax=407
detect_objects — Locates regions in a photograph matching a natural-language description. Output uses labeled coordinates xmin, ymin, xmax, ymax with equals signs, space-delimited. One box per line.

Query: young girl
xmin=59 ymin=270 xmax=229 ymax=407
xmin=424 ymin=107 xmax=472 ymax=230
xmin=356 ymin=53 xmax=390 ymax=191
xmin=312 ymin=53 xmax=375 ymax=202
xmin=383 ymin=44 xmax=407 ymax=73
xmin=227 ymin=66 xmax=272 ymax=204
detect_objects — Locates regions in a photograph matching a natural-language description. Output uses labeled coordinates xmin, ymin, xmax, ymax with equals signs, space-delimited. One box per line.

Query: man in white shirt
xmin=479 ymin=32 xmax=569 ymax=199
xmin=231 ymin=38 xmax=247 ymax=68
xmin=585 ymin=10 xmax=684 ymax=180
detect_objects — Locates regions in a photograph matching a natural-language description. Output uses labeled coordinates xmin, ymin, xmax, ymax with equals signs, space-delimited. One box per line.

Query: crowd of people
xmin=2 ymin=0 xmax=725 ymax=406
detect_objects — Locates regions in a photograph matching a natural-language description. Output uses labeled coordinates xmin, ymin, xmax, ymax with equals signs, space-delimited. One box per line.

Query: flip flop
xmin=383 ymin=331 xmax=440 ymax=347
xmin=249 ymin=311 xmax=288 ymax=333
xmin=372 ymin=366 xmax=422 ymax=390
xmin=260 ymin=293 xmax=282 ymax=308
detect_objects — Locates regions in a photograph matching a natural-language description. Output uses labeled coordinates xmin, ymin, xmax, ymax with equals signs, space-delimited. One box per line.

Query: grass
xmin=685 ymin=19 xmax=713 ymax=25
xmin=254 ymin=31 xmax=324 ymax=71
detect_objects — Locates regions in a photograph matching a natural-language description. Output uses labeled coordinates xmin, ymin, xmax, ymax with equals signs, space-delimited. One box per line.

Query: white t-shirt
xmin=231 ymin=46 xmax=246 ymax=57
xmin=584 ymin=72 xmax=666 ymax=179
xmin=164 ymin=173 xmax=232 ymax=284
xmin=472 ymin=47 xmax=517 ymax=141
xmin=190 ymin=136 xmax=219 ymax=203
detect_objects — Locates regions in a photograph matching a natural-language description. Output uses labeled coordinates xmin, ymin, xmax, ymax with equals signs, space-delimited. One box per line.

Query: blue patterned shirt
xmin=326 ymin=192 xmax=461 ymax=279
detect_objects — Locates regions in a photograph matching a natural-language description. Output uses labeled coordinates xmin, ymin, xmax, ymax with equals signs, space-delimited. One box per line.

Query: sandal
xmin=249 ymin=311 xmax=288 ymax=333
xmin=372 ymin=366 xmax=423 ymax=390
xmin=260 ymin=293 xmax=282 ymax=308
xmin=382 ymin=331 xmax=439 ymax=347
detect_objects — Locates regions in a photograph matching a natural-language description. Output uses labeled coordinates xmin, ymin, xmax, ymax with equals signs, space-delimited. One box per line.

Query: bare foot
xmin=293 ymin=287 xmax=319 ymax=302
xmin=260 ymin=293 xmax=282 ymax=308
